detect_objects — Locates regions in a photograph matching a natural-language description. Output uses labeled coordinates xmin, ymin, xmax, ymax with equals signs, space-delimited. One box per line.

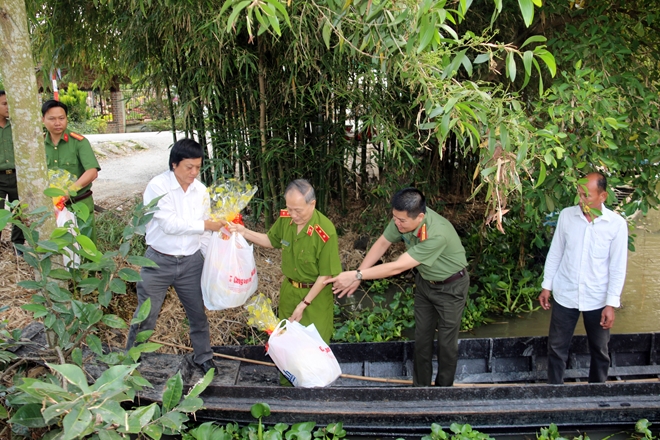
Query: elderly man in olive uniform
xmin=327 ymin=188 xmax=469 ymax=387
xmin=0 ymin=91 xmax=25 ymax=254
xmin=42 ymin=100 xmax=100 ymax=242
xmin=229 ymin=179 xmax=342 ymax=384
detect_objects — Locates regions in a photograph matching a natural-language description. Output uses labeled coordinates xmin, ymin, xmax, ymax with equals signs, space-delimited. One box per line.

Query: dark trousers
xmin=126 ymin=247 xmax=213 ymax=365
xmin=413 ymin=271 xmax=469 ymax=387
xmin=547 ymin=301 xmax=610 ymax=384
xmin=0 ymin=173 xmax=24 ymax=244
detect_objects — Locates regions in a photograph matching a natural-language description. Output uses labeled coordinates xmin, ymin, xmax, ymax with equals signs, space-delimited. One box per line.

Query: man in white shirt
xmin=539 ymin=172 xmax=628 ymax=384
xmin=126 ymin=138 xmax=225 ymax=376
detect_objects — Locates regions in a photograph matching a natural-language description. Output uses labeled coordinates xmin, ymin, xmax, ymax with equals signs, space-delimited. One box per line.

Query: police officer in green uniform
xmin=0 ymin=91 xmax=25 ymax=253
xmin=228 ymin=179 xmax=342 ymax=384
xmin=327 ymin=187 xmax=469 ymax=387
xmin=42 ymin=100 xmax=101 ymax=242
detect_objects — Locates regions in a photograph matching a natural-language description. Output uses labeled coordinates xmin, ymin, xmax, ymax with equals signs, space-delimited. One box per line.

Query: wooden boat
xmin=137 ymin=332 xmax=660 ymax=436
xmin=16 ymin=324 xmax=660 ymax=436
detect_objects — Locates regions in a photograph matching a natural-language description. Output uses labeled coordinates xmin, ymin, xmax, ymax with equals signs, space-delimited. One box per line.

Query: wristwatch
xmin=355 ymin=270 xmax=363 ymax=280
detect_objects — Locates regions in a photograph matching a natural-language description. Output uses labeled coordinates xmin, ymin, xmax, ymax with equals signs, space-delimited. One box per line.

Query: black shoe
xmin=198 ymin=359 xmax=217 ymax=376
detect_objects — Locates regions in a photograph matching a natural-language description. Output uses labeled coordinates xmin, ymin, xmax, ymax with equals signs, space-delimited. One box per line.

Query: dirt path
xmin=88 ymin=131 xmax=179 ymax=204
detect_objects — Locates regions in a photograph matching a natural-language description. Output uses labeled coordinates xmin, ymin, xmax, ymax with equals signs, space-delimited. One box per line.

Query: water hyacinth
xmin=245 ymin=293 xmax=279 ymax=334
xmin=207 ymin=178 xmax=258 ymax=224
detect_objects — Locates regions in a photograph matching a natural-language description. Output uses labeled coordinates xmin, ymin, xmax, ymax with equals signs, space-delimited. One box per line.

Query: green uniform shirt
xmin=384 ymin=208 xmax=467 ymax=281
xmin=267 ymin=209 xmax=342 ymax=343
xmin=0 ymin=120 xmax=15 ymax=171
xmin=44 ymin=129 xmax=100 ymax=194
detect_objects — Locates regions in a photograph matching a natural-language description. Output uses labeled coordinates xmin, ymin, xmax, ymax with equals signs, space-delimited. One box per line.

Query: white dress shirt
xmin=144 ymin=170 xmax=211 ymax=256
xmin=541 ymin=205 xmax=628 ymax=310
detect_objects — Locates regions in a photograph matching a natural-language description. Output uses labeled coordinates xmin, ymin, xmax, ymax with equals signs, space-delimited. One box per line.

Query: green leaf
xmin=21 ymin=304 xmax=49 ymax=318
xmin=126 ymin=255 xmax=158 ymax=268
xmin=17 ymin=280 xmax=43 ymax=290
xmin=523 ymin=50 xmax=533 ymax=76
xmin=101 ymin=314 xmax=127 ymax=329
xmin=143 ymin=424 xmax=163 ymax=440
xmin=322 ymin=21 xmax=332 ymax=49
xmin=517 ymin=0 xmax=534 ymax=27
xmin=185 ymin=368 xmax=215 ymax=399
xmin=110 ymin=278 xmax=127 ymax=294
xmin=251 ymin=402 xmax=271 ymax=419
xmin=520 ymin=35 xmax=546 ymax=48
xmin=535 ymin=162 xmax=547 ymax=188
xmin=93 ymin=401 xmax=127 ymax=429
xmin=118 ymin=268 xmax=142 ymax=282
xmin=534 ymin=48 xmax=556 ymax=77
xmin=86 ymin=334 xmax=103 ymax=355
xmin=49 ymin=268 xmax=73 ymax=280
xmin=226 ymin=1 xmax=251 ymax=33
xmin=44 ymin=187 xmax=66 ymax=197
xmin=162 ymin=372 xmax=184 ymax=412
xmin=176 ymin=396 xmax=204 ymax=413
xmin=71 ymin=347 xmax=83 ymax=367
xmin=48 ymin=363 xmax=91 ymax=394
xmin=506 ymin=51 xmax=516 ymax=82
xmin=131 ymin=298 xmax=152 ymax=325
xmin=416 ymin=17 xmax=436 ymax=53
xmin=473 ymin=53 xmax=490 ymax=64
xmin=92 ymin=364 xmax=137 ymax=394
xmin=9 ymin=403 xmax=47 ymax=428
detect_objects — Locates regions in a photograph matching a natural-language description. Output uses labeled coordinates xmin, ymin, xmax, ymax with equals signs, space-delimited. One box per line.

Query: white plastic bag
xmin=267 ymin=320 xmax=342 ymax=387
xmin=201 ymin=231 xmax=258 ymax=310
xmin=55 ymin=207 xmax=80 ymax=269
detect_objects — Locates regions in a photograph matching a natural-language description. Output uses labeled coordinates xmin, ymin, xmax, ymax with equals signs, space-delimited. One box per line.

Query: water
xmin=463 ymin=209 xmax=660 ymax=339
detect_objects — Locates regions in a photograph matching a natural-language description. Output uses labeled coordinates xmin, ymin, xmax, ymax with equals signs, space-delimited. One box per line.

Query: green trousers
xmin=277 ymin=279 xmax=334 ymax=385
xmin=0 ymin=172 xmax=24 ymax=244
xmin=413 ymin=271 xmax=469 ymax=387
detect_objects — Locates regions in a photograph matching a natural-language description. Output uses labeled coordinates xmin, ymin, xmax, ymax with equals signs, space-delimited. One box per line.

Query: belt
xmin=288 ymin=278 xmax=315 ymax=289
xmin=1 ymin=169 xmax=15 ymax=175
xmin=429 ymin=269 xmax=467 ymax=285
xmin=66 ymin=189 xmax=93 ymax=205
xmin=148 ymin=246 xmax=187 ymax=259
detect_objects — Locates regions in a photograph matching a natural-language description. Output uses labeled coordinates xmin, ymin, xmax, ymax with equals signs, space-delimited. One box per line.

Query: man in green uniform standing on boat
xmin=327 ymin=187 xmax=469 ymax=387
xmin=42 ymin=99 xmax=101 ymax=242
xmin=229 ymin=179 xmax=342 ymax=384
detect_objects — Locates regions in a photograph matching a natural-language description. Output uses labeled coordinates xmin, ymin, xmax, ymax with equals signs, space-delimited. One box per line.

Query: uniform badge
xmin=314 ymin=225 xmax=329 ymax=243
xmin=307 ymin=225 xmax=314 ymax=236
xmin=281 ymin=240 xmax=290 ymax=247
xmin=417 ymin=224 xmax=427 ymax=241
xmin=70 ymin=132 xmax=84 ymax=141
xmin=63 ymin=133 xmax=69 ymax=142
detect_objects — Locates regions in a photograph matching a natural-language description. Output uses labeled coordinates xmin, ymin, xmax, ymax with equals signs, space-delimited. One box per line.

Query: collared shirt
xmin=144 ymin=170 xmax=211 ymax=256
xmin=44 ymin=129 xmax=100 ymax=193
xmin=0 ymin=120 xmax=15 ymax=171
xmin=383 ymin=208 xmax=467 ymax=281
xmin=542 ymin=205 xmax=628 ymax=310
xmin=266 ymin=209 xmax=342 ymax=282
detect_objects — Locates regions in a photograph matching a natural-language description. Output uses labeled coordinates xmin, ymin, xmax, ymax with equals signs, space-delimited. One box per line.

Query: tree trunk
xmin=258 ymin=39 xmax=272 ymax=227
xmin=0 ymin=0 xmax=54 ymax=237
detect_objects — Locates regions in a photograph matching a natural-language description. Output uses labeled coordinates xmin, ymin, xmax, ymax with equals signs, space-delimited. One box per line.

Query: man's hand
xmin=600 ymin=305 xmax=615 ymax=330
xmin=289 ymin=302 xmax=306 ymax=322
xmin=538 ymin=289 xmax=552 ymax=310
xmin=204 ymin=219 xmax=226 ymax=232
xmin=325 ymin=271 xmax=360 ymax=298
xmin=227 ymin=222 xmax=246 ymax=236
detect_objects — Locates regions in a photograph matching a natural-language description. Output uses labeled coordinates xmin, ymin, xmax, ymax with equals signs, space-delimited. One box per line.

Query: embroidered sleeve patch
xmin=314 ymin=225 xmax=329 ymax=243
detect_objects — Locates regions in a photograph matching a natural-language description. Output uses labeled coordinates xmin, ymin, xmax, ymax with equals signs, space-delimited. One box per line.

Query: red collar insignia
xmin=63 ymin=133 xmax=69 ymax=142
xmin=279 ymin=209 xmax=290 ymax=217
xmin=307 ymin=225 xmax=314 ymax=236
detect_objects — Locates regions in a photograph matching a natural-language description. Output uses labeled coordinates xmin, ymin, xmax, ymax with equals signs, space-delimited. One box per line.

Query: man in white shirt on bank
xmin=126 ymin=138 xmax=225 ymax=376
xmin=539 ymin=172 xmax=628 ymax=384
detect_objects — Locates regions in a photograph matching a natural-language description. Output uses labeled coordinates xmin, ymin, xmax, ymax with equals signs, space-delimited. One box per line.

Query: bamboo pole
xmin=150 ymin=339 xmax=660 ymax=387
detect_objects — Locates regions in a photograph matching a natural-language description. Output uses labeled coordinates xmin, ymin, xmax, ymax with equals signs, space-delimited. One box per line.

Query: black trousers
xmin=547 ymin=301 xmax=610 ymax=384
xmin=0 ymin=173 xmax=24 ymax=245
xmin=413 ymin=271 xmax=469 ymax=387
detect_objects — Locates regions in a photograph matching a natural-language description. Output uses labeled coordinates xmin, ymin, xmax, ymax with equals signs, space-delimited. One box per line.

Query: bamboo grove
xmin=22 ymin=0 xmax=660 ymax=239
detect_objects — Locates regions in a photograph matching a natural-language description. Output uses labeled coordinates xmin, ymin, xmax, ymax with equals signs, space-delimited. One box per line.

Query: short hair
xmin=285 ymin=179 xmax=316 ymax=204
xmin=391 ymin=188 xmax=426 ymax=218
xmin=590 ymin=172 xmax=607 ymax=193
xmin=169 ymin=138 xmax=204 ymax=170
xmin=42 ymin=99 xmax=68 ymax=117
xmin=0 ymin=90 xmax=5 ymax=97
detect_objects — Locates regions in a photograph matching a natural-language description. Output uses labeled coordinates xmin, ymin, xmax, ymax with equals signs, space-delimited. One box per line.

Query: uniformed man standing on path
xmin=0 ymin=91 xmax=25 ymax=255
xmin=327 ymin=188 xmax=469 ymax=387
xmin=229 ymin=179 xmax=342 ymax=366
xmin=42 ymin=99 xmax=100 ymax=242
